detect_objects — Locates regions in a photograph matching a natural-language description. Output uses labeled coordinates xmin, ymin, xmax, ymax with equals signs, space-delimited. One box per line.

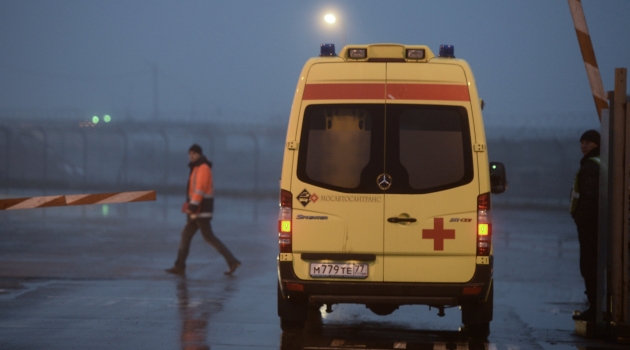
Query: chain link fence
xmin=0 ymin=119 xmax=284 ymax=197
xmin=0 ymin=111 xmax=602 ymax=211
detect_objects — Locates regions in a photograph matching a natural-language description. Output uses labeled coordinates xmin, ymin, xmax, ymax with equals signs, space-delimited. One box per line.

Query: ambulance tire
xmin=461 ymin=284 xmax=493 ymax=339
xmin=465 ymin=323 xmax=490 ymax=340
xmin=278 ymin=284 xmax=308 ymax=332
xmin=280 ymin=330 xmax=304 ymax=349
xmin=304 ymin=304 xmax=323 ymax=335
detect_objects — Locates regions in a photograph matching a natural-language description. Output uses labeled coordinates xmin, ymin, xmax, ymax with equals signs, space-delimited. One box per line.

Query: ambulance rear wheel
xmin=280 ymin=318 xmax=305 ymax=332
xmin=465 ymin=322 xmax=490 ymax=340
xmin=278 ymin=284 xmax=307 ymax=332
xmin=461 ymin=284 xmax=493 ymax=339
xmin=304 ymin=304 xmax=323 ymax=335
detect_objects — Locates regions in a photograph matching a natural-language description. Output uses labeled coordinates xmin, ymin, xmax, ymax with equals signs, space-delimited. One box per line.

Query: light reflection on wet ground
xmin=0 ymin=196 xmax=629 ymax=349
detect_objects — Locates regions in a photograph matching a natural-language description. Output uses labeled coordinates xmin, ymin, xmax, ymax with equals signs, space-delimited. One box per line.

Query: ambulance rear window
xmin=297 ymin=105 xmax=381 ymax=191
xmin=392 ymin=105 xmax=473 ymax=192
xmin=297 ymin=104 xmax=473 ymax=194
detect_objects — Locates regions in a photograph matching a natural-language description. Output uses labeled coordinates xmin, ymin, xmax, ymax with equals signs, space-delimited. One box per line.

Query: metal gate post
xmin=625 ymin=90 xmax=630 ymax=330
xmin=599 ymin=69 xmax=630 ymax=338
xmin=596 ymin=108 xmax=611 ymax=334
xmin=610 ymin=68 xmax=629 ymax=335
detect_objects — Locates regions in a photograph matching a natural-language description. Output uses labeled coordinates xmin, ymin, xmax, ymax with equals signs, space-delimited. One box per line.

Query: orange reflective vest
xmin=188 ymin=162 xmax=214 ymax=218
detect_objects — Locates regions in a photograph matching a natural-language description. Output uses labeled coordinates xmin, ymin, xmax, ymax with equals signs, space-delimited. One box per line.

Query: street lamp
xmin=324 ymin=13 xmax=345 ymax=48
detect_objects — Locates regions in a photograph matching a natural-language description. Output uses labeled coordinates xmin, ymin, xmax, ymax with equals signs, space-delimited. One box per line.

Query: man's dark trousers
xmin=577 ymin=219 xmax=598 ymax=308
xmin=174 ymin=217 xmax=238 ymax=269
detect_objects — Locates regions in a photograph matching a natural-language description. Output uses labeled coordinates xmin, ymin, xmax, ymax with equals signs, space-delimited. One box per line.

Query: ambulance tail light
xmin=279 ymin=189 xmax=293 ymax=253
xmin=477 ymin=192 xmax=492 ymax=256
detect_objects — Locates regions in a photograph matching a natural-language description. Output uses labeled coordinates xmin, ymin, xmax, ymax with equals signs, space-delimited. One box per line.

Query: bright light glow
xmin=324 ymin=14 xmax=336 ymax=24
xmin=92 ymin=116 xmax=99 ymax=124
xmin=102 ymin=204 xmax=109 ymax=216
xmin=103 ymin=114 xmax=111 ymax=123
xmin=281 ymin=220 xmax=291 ymax=233
xmin=478 ymin=223 xmax=489 ymax=236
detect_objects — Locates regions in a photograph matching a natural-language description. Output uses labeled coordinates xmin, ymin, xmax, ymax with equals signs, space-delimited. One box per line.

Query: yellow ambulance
xmin=277 ymin=43 xmax=506 ymax=338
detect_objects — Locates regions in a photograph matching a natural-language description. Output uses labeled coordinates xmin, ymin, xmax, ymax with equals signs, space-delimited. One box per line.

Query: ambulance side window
xmin=393 ymin=105 xmax=473 ymax=192
xmin=297 ymin=104 xmax=380 ymax=191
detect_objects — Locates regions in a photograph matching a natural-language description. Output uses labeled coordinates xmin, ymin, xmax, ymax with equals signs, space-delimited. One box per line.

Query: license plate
xmin=309 ymin=263 xmax=368 ymax=279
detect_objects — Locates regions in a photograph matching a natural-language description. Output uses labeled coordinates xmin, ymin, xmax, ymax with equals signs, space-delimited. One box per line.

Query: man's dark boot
xmin=165 ymin=266 xmax=185 ymax=276
xmin=573 ymin=307 xmax=595 ymax=321
xmin=224 ymin=261 xmax=241 ymax=275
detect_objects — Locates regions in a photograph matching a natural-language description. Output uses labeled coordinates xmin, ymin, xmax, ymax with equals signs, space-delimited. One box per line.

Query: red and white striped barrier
xmin=0 ymin=190 xmax=156 ymax=210
xmin=568 ymin=0 xmax=608 ymax=121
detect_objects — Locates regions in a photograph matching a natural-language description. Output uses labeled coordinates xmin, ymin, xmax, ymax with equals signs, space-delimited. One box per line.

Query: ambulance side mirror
xmin=489 ymin=162 xmax=507 ymax=194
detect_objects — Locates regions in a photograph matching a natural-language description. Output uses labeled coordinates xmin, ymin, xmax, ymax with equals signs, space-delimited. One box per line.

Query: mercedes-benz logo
xmin=377 ymin=173 xmax=392 ymax=190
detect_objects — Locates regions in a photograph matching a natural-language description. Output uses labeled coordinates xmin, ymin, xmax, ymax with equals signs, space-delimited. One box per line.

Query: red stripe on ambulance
xmin=303 ymin=83 xmax=385 ymax=100
xmin=303 ymin=83 xmax=469 ymax=101
xmin=386 ymin=84 xmax=470 ymax=101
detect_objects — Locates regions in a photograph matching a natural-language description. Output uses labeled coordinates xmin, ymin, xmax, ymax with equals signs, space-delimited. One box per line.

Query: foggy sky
xmin=1 ymin=0 xmax=629 ymax=125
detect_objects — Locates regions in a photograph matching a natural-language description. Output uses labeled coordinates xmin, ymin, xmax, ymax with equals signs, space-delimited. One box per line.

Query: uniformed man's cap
xmin=189 ymin=144 xmax=203 ymax=154
xmin=580 ymin=130 xmax=600 ymax=146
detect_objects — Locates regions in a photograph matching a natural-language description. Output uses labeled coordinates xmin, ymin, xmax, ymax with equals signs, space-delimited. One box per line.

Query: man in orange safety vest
xmin=166 ymin=144 xmax=241 ymax=276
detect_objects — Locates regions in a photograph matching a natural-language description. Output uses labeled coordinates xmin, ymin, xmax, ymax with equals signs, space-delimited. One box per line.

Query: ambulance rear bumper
xmin=277 ymin=259 xmax=492 ymax=306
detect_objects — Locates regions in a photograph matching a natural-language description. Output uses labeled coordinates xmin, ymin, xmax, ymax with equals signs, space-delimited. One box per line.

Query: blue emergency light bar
xmin=320 ymin=43 xmax=336 ymax=57
xmin=439 ymin=45 xmax=455 ymax=58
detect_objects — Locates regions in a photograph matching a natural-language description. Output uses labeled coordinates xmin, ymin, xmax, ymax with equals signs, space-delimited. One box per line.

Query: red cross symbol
xmin=422 ymin=218 xmax=455 ymax=251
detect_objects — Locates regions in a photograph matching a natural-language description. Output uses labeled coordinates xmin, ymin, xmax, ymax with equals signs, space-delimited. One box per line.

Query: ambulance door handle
xmin=387 ymin=217 xmax=417 ymax=223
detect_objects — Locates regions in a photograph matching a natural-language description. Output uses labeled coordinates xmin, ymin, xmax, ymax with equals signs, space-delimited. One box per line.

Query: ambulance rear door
xmin=290 ymin=62 xmax=387 ymax=283
xmin=382 ymin=63 xmax=479 ymax=283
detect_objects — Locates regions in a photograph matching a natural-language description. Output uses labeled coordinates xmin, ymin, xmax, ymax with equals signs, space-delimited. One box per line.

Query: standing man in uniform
xmin=570 ymin=130 xmax=600 ymax=321
xmin=166 ymin=144 xmax=241 ymax=276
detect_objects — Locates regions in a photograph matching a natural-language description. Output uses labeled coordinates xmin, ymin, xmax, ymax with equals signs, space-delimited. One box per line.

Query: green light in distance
xmin=92 ymin=116 xmax=100 ymax=124
xmin=102 ymin=204 xmax=109 ymax=217
xmin=104 ymin=114 xmax=111 ymax=123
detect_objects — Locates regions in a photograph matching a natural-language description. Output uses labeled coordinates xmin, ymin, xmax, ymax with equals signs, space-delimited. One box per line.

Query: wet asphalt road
xmin=0 ymin=194 xmax=627 ymax=349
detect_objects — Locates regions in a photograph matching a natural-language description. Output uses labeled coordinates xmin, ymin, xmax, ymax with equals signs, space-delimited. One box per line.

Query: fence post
xmin=36 ymin=126 xmax=49 ymax=195
xmin=115 ymin=128 xmax=129 ymax=185
xmin=158 ymin=127 xmax=169 ymax=222
xmin=251 ymin=132 xmax=260 ymax=222
xmin=0 ymin=126 xmax=11 ymax=194
xmin=159 ymin=127 xmax=170 ymax=187
xmin=80 ymin=128 xmax=88 ymax=189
